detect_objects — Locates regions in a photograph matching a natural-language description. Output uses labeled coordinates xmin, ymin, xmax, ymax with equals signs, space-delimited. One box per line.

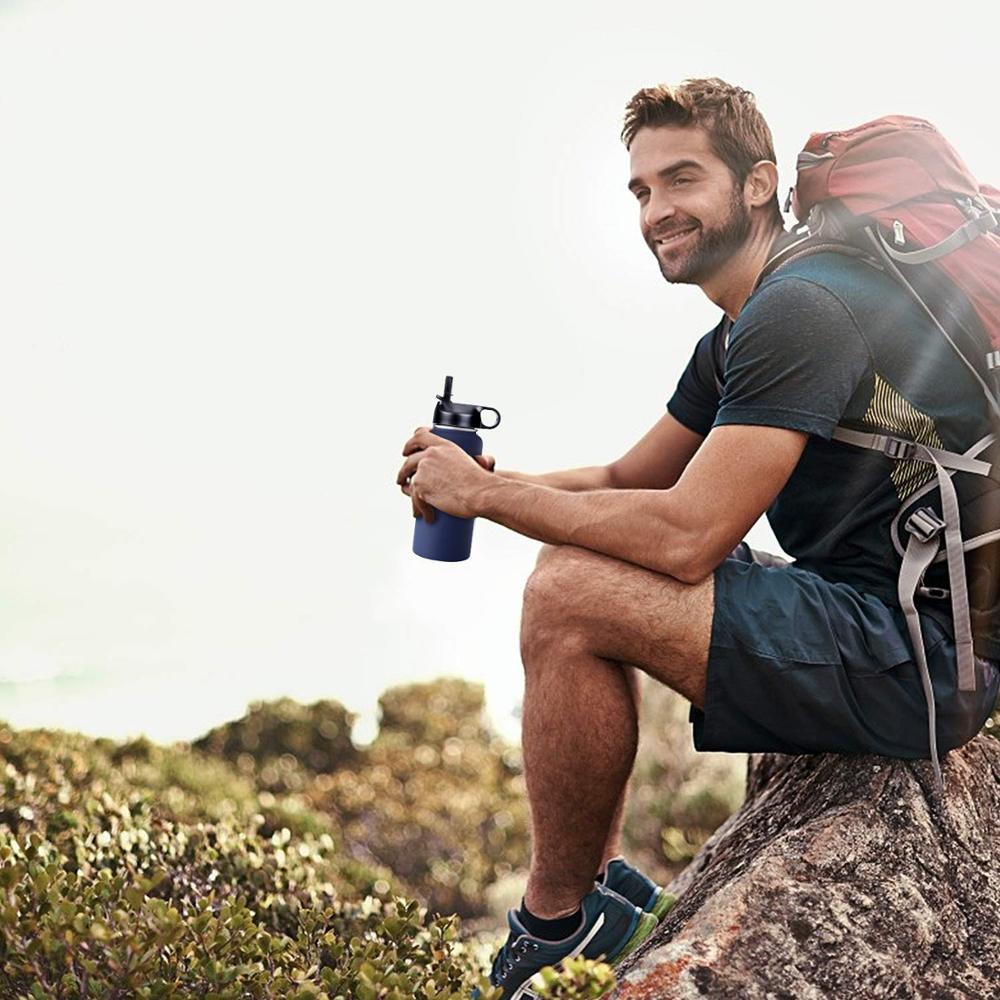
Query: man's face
xmin=628 ymin=124 xmax=752 ymax=285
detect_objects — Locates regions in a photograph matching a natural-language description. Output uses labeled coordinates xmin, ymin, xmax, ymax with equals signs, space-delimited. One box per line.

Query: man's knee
xmin=520 ymin=545 xmax=595 ymax=662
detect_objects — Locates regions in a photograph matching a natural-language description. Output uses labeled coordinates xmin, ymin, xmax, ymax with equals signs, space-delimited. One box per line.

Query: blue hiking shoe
xmin=474 ymin=882 xmax=657 ymax=999
xmin=598 ymin=856 xmax=676 ymax=922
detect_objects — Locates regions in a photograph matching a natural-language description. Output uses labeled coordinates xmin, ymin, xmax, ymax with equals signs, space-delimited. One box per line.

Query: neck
xmin=701 ymin=221 xmax=786 ymax=320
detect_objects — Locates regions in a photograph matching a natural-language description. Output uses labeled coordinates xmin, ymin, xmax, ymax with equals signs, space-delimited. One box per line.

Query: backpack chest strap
xmin=831 ymin=426 xmax=993 ymax=476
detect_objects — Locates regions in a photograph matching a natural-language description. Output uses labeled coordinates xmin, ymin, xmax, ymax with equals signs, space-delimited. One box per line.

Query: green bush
xmin=531 ymin=957 xmax=617 ymax=998
xmin=193 ymin=698 xmax=360 ymax=789
xmin=311 ymin=680 xmax=529 ymax=920
xmin=0 ymin=717 xmax=504 ymax=997
xmin=0 ymin=825 xmax=503 ymax=998
xmin=0 ymin=675 xmax=747 ymax=999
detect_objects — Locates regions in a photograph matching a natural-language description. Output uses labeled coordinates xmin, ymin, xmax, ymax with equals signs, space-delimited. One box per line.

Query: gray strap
xmin=877 ymin=211 xmax=997 ymax=265
xmin=796 ymin=151 xmax=835 ymax=169
xmin=835 ymin=424 xmax=979 ymax=692
xmin=898 ymin=530 xmax=945 ymax=795
xmin=830 ymin=427 xmax=993 ymax=477
xmin=919 ymin=446 xmax=977 ymax=693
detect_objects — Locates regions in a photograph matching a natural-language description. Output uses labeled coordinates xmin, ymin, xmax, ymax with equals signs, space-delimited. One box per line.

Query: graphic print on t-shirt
xmin=862 ymin=371 xmax=943 ymax=501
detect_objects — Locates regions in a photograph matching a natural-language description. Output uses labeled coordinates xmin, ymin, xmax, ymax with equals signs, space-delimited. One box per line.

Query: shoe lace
xmin=492 ymin=937 xmax=541 ymax=982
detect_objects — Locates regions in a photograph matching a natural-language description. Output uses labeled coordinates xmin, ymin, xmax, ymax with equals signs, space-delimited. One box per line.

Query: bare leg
xmin=521 ymin=637 xmax=640 ymax=917
xmin=518 ymin=546 xmax=713 ymax=919
xmin=599 ymin=665 xmax=641 ymax=874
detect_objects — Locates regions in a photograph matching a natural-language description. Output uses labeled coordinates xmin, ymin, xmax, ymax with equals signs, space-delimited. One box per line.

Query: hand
xmin=396 ymin=427 xmax=494 ymax=523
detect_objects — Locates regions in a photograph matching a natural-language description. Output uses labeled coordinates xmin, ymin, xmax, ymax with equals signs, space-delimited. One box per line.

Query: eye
xmin=632 ymin=188 xmax=649 ymax=203
xmin=673 ymin=176 xmax=693 ymax=186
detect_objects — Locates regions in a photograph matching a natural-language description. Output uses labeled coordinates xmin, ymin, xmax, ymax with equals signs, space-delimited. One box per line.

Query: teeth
xmin=656 ymin=229 xmax=695 ymax=245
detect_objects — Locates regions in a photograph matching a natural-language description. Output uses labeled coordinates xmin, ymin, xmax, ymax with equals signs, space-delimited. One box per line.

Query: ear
xmin=744 ymin=160 xmax=779 ymax=209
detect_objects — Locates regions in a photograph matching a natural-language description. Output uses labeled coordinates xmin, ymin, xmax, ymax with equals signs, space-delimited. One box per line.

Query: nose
xmin=642 ymin=188 xmax=676 ymax=233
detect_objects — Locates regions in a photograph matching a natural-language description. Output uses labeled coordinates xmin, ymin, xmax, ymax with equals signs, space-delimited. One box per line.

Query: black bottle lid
xmin=432 ymin=375 xmax=501 ymax=429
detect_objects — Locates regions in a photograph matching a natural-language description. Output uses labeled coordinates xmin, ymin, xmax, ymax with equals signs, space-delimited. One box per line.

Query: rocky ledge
xmin=613 ymin=736 xmax=1000 ymax=1000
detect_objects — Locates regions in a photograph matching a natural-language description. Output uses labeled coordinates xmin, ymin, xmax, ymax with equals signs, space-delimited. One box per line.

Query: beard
xmin=650 ymin=184 xmax=752 ymax=285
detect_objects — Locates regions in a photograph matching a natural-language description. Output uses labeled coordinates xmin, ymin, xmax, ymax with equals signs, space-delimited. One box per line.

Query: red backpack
xmin=760 ymin=116 xmax=1000 ymax=794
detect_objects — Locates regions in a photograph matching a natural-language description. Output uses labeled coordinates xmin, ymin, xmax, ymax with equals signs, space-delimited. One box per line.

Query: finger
xmin=403 ymin=427 xmax=446 ymax=456
xmin=413 ymin=500 xmax=435 ymax=522
xmin=411 ymin=491 xmax=435 ymax=523
xmin=403 ymin=427 xmax=436 ymax=455
xmin=474 ymin=454 xmax=496 ymax=472
xmin=396 ymin=454 xmax=422 ymax=486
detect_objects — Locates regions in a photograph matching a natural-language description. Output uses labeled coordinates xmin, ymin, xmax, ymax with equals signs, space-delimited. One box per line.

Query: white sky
xmin=2 ymin=0 xmax=998 ymax=745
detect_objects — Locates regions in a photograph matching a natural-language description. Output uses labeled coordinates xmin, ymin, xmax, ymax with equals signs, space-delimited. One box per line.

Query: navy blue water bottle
xmin=412 ymin=375 xmax=501 ymax=562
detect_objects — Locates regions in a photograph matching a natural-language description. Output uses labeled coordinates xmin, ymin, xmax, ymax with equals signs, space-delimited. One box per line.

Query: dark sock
xmin=517 ymin=898 xmax=583 ymax=941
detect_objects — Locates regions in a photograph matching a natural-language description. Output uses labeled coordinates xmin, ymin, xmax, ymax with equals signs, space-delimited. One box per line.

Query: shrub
xmin=0 ymin=717 xmax=503 ymax=997
xmin=0 ymin=675 xmax=748 ymax=999
xmin=310 ymin=680 xmax=529 ymax=919
xmin=193 ymin=698 xmax=360 ymax=790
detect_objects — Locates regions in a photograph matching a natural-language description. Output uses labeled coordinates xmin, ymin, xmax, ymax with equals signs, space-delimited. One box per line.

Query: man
xmin=396 ymin=78 xmax=1000 ymax=996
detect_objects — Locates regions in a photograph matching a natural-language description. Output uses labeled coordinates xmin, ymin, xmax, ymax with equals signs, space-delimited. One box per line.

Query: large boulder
xmin=613 ymin=735 xmax=1000 ymax=1000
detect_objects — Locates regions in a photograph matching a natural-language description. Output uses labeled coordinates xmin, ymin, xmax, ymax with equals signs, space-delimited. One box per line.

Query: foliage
xmin=0 ymin=717 xmax=503 ymax=998
xmin=531 ymin=957 xmax=617 ymax=998
xmin=0 ymin=675 xmax=749 ymax=998
xmin=0 ymin=825 xmax=500 ymax=998
xmin=311 ymin=680 xmax=529 ymax=919
xmin=189 ymin=680 xmax=531 ymax=920
xmin=193 ymin=698 xmax=359 ymax=790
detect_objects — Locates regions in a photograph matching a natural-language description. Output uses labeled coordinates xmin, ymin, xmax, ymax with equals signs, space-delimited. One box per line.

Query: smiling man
xmin=396 ymin=78 xmax=1000 ymax=997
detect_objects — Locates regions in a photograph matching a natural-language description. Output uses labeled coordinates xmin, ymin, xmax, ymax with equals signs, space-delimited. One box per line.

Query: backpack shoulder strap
xmin=754 ymin=226 xmax=883 ymax=293
xmin=712 ymin=316 xmax=731 ymax=397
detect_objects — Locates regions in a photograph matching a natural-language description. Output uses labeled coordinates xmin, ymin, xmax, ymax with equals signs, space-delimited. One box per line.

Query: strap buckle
xmin=872 ymin=433 xmax=917 ymax=460
xmin=905 ymin=506 xmax=947 ymax=542
xmin=918 ymin=586 xmax=950 ymax=600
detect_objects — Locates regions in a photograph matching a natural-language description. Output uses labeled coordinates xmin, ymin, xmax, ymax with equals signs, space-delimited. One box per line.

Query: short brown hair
xmin=622 ymin=77 xmax=782 ymax=225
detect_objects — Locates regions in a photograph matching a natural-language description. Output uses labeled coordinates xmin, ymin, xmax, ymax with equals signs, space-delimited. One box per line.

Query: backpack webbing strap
xmin=876 ymin=209 xmax=998 ymax=266
xmin=898 ymin=518 xmax=946 ymax=793
xmin=909 ymin=445 xmax=977 ymax=696
xmin=833 ymin=425 xmax=981 ymax=695
xmin=830 ymin=427 xmax=992 ymax=477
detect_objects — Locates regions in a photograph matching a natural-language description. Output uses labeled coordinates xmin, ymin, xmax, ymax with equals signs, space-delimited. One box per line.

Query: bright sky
xmin=2 ymin=0 xmax=998 ymax=745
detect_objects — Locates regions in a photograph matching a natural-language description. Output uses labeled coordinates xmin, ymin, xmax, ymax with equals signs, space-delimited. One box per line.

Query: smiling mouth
xmin=654 ymin=227 xmax=697 ymax=248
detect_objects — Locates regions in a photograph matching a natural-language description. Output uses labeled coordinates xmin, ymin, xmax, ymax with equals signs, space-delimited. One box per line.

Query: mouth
xmin=654 ymin=227 xmax=697 ymax=250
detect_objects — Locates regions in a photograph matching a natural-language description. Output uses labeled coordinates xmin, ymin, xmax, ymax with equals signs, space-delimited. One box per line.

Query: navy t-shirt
xmin=667 ymin=247 xmax=1000 ymax=661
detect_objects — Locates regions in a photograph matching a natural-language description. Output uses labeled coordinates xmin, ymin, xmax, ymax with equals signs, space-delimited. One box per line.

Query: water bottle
xmin=412 ymin=375 xmax=501 ymax=562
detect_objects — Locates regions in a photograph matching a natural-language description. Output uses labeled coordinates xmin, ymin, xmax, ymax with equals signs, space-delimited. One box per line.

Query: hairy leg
xmin=519 ymin=544 xmax=714 ymax=918
xmin=600 ymin=664 xmax=640 ymax=872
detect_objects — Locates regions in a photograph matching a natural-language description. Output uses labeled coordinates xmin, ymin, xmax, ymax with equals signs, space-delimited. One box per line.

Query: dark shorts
xmin=689 ymin=542 xmax=1000 ymax=759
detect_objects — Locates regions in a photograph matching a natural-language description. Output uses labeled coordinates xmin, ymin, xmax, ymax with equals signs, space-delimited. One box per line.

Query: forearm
xmin=475 ymin=478 xmax=701 ymax=582
xmin=493 ymin=465 xmax=615 ymax=492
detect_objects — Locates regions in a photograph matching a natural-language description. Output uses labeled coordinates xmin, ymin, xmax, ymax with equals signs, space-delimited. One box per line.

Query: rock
xmin=612 ymin=736 xmax=1000 ymax=1000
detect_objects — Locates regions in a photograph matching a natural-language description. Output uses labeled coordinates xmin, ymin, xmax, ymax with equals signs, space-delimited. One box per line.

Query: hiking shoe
xmin=475 ymin=882 xmax=657 ymax=999
xmin=598 ymin=856 xmax=676 ymax=922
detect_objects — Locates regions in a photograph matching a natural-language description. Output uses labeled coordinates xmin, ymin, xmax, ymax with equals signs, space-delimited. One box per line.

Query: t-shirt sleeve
xmin=714 ymin=276 xmax=871 ymax=439
xmin=666 ymin=319 xmax=725 ymax=436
